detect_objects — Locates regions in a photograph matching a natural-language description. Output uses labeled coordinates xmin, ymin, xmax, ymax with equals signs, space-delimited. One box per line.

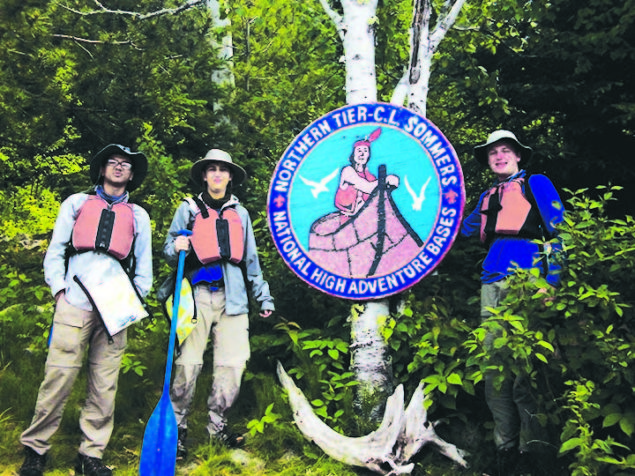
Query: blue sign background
xmin=267 ymin=103 xmax=465 ymax=300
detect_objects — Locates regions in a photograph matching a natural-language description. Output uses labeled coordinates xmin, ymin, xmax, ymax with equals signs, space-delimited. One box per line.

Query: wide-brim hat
xmin=474 ymin=130 xmax=533 ymax=166
xmin=190 ymin=149 xmax=247 ymax=189
xmin=89 ymin=144 xmax=148 ymax=191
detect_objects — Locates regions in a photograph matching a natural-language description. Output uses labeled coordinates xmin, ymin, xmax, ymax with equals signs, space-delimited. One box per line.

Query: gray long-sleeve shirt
xmin=163 ymin=194 xmax=274 ymax=316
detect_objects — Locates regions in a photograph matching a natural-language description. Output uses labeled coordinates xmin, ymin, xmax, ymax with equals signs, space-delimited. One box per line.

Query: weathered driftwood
xmin=277 ymin=362 xmax=469 ymax=475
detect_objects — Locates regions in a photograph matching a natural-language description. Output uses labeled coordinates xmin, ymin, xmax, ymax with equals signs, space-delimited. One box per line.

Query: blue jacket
xmin=461 ymin=170 xmax=564 ymax=286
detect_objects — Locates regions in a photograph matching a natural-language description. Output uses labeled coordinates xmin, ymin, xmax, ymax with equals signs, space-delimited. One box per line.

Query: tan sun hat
xmin=190 ymin=149 xmax=247 ymax=189
xmin=474 ymin=130 xmax=533 ymax=166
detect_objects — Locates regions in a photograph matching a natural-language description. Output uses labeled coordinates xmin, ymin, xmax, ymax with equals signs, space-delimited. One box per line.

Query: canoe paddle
xmin=139 ymin=229 xmax=192 ymax=475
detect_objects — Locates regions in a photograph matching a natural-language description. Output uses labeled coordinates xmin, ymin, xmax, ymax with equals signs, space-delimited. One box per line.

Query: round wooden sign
xmin=267 ymin=103 xmax=465 ymax=300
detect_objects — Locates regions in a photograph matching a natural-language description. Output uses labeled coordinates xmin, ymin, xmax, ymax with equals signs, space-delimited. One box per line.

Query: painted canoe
xmin=308 ymin=165 xmax=423 ymax=278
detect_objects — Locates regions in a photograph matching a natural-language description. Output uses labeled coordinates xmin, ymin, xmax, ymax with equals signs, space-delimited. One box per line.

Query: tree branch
xmin=390 ymin=70 xmax=409 ymax=105
xmin=429 ymin=0 xmax=467 ymax=49
xmin=318 ymin=0 xmax=346 ymax=42
xmin=58 ymin=0 xmax=205 ymax=20
xmin=409 ymin=0 xmax=431 ymax=84
xmin=52 ymin=34 xmax=132 ymax=45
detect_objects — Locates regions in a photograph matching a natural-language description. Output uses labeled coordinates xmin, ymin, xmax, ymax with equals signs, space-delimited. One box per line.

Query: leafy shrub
xmin=464 ymin=186 xmax=635 ymax=475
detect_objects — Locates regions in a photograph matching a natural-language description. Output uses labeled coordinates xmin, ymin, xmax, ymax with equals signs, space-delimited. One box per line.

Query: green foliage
xmin=386 ymin=293 xmax=475 ymax=411
xmin=560 ymin=379 xmax=635 ymax=476
xmin=265 ymin=318 xmax=358 ymax=433
xmin=246 ymin=402 xmax=281 ymax=436
xmin=0 ymin=0 xmax=230 ymax=204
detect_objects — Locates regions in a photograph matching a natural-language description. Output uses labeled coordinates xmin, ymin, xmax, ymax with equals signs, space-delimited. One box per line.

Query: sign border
xmin=267 ymin=102 xmax=465 ymax=300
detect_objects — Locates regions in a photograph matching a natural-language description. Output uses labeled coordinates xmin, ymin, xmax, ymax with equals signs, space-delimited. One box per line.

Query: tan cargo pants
xmin=170 ymin=286 xmax=249 ymax=437
xmin=20 ymin=297 xmax=126 ymax=458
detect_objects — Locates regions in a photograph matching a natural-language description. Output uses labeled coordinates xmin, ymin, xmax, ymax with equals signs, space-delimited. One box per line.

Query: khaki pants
xmin=20 ymin=297 xmax=126 ymax=458
xmin=481 ymin=280 xmax=544 ymax=451
xmin=170 ymin=286 xmax=249 ymax=436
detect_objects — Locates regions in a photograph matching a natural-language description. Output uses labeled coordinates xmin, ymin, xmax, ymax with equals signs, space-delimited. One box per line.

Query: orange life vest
xmin=186 ymin=197 xmax=245 ymax=265
xmin=72 ymin=195 xmax=136 ymax=260
xmin=480 ymin=178 xmax=540 ymax=243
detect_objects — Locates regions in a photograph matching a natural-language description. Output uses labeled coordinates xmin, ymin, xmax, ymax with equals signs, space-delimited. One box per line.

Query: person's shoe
xmin=176 ymin=427 xmax=188 ymax=461
xmin=74 ymin=453 xmax=112 ymax=476
xmin=515 ymin=452 xmax=534 ymax=475
xmin=18 ymin=446 xmax=47 ymax=476
xmin=517 ymin=445 xmax=560 ymax=476
xmin=496 ymin=447 xmax=519 ymax=476
xmin=212 ymin=428 xmax=245 ymax=448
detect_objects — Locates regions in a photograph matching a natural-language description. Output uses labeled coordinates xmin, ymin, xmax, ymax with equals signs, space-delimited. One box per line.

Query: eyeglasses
xmin=106 ymin=159 xmax=133 ymax=170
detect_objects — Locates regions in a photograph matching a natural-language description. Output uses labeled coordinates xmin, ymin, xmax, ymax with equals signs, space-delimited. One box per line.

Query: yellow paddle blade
xmin=165 ymin=277 xmax=197 ymax=346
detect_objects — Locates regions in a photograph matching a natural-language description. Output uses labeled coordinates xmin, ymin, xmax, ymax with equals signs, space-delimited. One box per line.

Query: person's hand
xmin=387 ymin=174 xmax=400 ymax=188
xmin=175 ymin=235 xmax=191 ymax=252
xmin=260 ymin=309 xmax=272 ymax=318
xmin=537 ymin=287 xmax=555 ymax=306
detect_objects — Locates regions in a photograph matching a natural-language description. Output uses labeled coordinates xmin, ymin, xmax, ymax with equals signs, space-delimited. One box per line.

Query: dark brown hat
xmin=89 ymin=144 xmax=148 ymax=191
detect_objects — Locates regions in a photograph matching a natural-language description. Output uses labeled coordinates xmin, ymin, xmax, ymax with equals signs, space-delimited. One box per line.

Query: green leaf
xmin=559 ymin=437 xmax=583 ymax=454
xmin=602 ymin=413 xmax=621 ymax=428
xmin=619 ymin=417 xmax=634 ymax=436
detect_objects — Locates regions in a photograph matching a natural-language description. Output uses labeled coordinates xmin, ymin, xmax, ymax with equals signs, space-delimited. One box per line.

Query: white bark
xmin=391 ymin=0 xmax=468 ymax=116
xmin=208 ymin=0 xmax=235 ymax=88
xmin=319 ymin=0 xmax=379 ymax=104
xmin=350 ymin=300 xmax=393 ymax=421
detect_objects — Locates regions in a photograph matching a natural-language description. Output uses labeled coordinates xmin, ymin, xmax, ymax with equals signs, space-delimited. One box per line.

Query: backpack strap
xmin=523 ymin=174 xmax=554 ymax=276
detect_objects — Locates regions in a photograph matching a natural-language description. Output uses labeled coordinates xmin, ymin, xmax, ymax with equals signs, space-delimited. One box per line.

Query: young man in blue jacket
xmin=19 ymin=145 xmax=153 ymax=476
xmin=162 ymin=149 xmax=274 ymax=460
xmin=461 ymin=130 xmax=564 ymax=476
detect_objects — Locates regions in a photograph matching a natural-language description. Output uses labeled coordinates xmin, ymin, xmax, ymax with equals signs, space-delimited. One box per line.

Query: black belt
xmin=195 ymin=280 xmax=224 ymax=290
xmin=207 ymin=280 xmax=224 ymax=290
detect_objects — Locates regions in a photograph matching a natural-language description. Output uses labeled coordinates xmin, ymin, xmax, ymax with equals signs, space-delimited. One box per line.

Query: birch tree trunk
xmin=350 ymin=300 xmax=393 ymax=423
xmin=207 ymin=0 xmax=235 ymax=118
xmin=318 ymin=0 xmax=468 ymax=425
xmin=207 ymin=0 xmax=234 ymax=87
xmin=391 ymin=0 xmax=468 ymax=116
xmin=319 ymin=0 xmax=379 ymax=104
xmin=319 ymin=0 xmax=390 ymax=422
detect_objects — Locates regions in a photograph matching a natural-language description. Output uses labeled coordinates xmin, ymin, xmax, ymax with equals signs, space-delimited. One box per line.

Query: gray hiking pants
xmin=481 ymin=280 xmax=545 ymax=451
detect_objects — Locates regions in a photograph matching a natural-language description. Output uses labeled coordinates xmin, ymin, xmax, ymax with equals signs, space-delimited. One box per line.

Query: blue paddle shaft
xmin=140 ymin=229 xmax=192 ymax=475
xmin=163 ymin=230 xmax=191 ymax=392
